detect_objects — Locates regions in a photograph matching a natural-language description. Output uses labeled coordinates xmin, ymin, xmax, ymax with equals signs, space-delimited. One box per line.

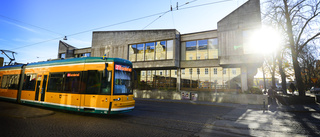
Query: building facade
xmin=57 ymin=0 xmax=262 ymax=93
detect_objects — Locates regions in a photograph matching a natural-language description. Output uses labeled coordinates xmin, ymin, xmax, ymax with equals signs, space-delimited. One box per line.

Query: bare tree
xmin=264 ymin=0 xmax=320 ymax=96
xmin=300 ymin=44 xmax=319 ymax=89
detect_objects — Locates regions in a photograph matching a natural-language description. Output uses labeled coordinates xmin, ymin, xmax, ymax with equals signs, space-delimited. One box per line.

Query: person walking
xmin=290 ymin=83 xmax=296 ymax=95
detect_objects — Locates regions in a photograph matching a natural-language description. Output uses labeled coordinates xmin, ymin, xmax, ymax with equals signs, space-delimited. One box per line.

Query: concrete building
xmin=58 ymin=0 xmax=262 ymax=93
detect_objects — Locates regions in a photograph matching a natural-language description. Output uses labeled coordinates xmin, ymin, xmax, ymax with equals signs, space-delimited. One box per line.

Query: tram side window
xmin=47 ymin=73 xmax=64 ymax=92
xmin=0 ymin=76 xmax=5 ymax=89
xmin=1 ymin=75 xmax=20 ymax=89
xmin=22 ymin=74 xmax=37 ymax=91
xmin=64 ymin=72 xmax=81 ymax=93
xmin=101 ymin=71 xmax=112 ymax=94
xmin=86 ymin=70 xmax=101 ymax=94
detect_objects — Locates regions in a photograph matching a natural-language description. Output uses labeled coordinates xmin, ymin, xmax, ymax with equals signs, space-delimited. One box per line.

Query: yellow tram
xmin=0 ymin=57 xmax=135 ymax=114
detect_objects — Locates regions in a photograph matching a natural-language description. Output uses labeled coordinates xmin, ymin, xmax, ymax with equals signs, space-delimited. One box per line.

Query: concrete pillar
xmin=241 ymin=66 xmax=248 ymax=92
xmin=176 ymin=68 xmax=181 ymax=92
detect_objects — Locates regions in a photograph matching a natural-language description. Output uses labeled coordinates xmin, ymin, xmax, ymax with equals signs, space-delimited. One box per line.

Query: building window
xmin=214 ymin=68 xmax=217 ymax=75
xmin=186 ymin=41 xmax=197 ymax=60
xmin=167 ymin=40 xmax=173 ymax=59
xmin=142 ymin=71 xmax=145 ymax=76
xmin=223 ymin=68 xmax=226 ymax=75
xmin=148 ymin=70 xmax=151 ymax=76
xmin=60 ymin=53 xmax=66 ymax=59
xmin=182 ymin=38 xmax=218 ymax=60
xmin=198 ymin=40 xmax=208 ymax=60
xmin=189 ymin=68 xmax=192 ymax=74
xmin=129 ymin=40 xmax=173 ymax=62
xmin=137 ymin=44 xmax=144 ymax=61
xmin=160 ymin=71 xmax=163 ymax=75
xmin=205 ymin=68 xmax=208 ymax=75
xmin=232 ymin=68 xmax=237 ymax=75
xmin=197 ymin=68 xmax=200 ymax=75
xmin=156 ymin=41 xmax=166 ymax=60
xmin=129 ymin=44 xmax=137 ymax=61
xmin=182 ymin=69 xmax=185 ymax=75
xmin=208 ymin=38 xmax=218 ymax=59
xmin=145 ymin=42 xmax=155 ymax=61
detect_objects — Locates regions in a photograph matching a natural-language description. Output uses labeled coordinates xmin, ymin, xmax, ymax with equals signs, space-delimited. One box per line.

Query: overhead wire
xmin=8 ymin=0 xmax=232 ymax=51
xmin=170 ymin=0 xmax=176 ymax=29
xmin=0 ymin=14 xmax=65 ymax=36
xmin=142 ymin=0 xmax=198 ymax=30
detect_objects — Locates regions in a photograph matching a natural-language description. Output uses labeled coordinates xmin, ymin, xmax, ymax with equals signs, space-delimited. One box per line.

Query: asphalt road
xmin=0 ymin=100 xmax=234 ymax=137
xmin=1 ymin=99 xmax=320 ymax=136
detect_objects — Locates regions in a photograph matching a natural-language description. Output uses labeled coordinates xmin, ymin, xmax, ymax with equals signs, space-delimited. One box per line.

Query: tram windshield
xmin=114 ymin=64 xmax=132 ymax=95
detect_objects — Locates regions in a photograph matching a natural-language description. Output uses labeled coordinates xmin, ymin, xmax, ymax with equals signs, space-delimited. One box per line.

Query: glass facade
xmin=181 ymin=67 xmax=241 ymax=91
xmin=129 ymin=40 xmax=174 ymax=62
xmin=181 ymin=38 xmax=218 ymax=60
xmin=139 ymin=69 xmax=177 ymax=90
xmin=138 ymin=68 xmax=241 ymax=91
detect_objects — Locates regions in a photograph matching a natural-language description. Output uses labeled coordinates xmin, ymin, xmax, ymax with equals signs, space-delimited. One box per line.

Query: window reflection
xmin=179 ymin=67 xmax=241 ymax=92
xmin=129 ymin=40 xmax=174 ymax=62
xmin=137 ymin=44 xmax=144 ymax=61
xmin=208 ymin=38 xmax=218 ymax=59
xmin=167 ymin=40 xmax=173 ymax=59
xmin=156 ymin=41 xmax=166 ymax=60
xmin=129 ymin=44 xmax=137 ymax=61
xmin=186 ymin=41 xmax=196 ymax=60
xmin=182 ymin=38 xmax=218 ymax=60
xmin=145 ymin=42 xmax=155 ymax=61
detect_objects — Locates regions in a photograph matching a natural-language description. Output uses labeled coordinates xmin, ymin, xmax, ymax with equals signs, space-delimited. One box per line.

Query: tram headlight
xmin=113 ymin=97 xmax=121 ymax=101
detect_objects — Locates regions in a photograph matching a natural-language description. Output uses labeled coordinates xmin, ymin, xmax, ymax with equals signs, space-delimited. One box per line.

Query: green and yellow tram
xmin=0 ymin=57 xmax=135 ymax=114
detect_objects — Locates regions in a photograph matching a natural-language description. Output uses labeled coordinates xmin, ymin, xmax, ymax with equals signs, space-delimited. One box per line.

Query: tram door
xmin=35 ymin=75 xmax=48 ymax=101
xmin=40 ymin=75 xmax=48 ymax=101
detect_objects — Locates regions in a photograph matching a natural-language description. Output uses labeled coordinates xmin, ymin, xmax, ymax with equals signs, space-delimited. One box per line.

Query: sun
xmin=248 ymin=26 xmax=282 ymax=54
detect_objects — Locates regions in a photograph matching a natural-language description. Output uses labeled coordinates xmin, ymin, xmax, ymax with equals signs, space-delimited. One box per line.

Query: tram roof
xmin=0 ymin=57 xmax=132 ymax=70
xmin=26 ymin=57 xmax=132 ymax=68
xmin=0 ymin=64 xmax=24 ymax=70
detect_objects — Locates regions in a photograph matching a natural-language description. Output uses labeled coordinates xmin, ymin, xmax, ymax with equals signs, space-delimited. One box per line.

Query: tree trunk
xmin=283 ymin=0 xmax=305 ymax=96
xmin=278 ymin=52 xmax=287 ymax=94
xmin=271 ymin=55 xmax=276 ymax=88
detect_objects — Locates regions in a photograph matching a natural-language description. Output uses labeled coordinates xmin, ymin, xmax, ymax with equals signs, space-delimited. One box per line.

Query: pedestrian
xmin=290 ymin=83 xmax=296 ymax=95
xmin=268 ymin=87 xmax=274 ymax=104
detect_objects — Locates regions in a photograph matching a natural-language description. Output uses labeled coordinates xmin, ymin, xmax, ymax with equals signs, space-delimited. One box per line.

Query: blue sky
xmin=0 ymin=0 xmax=247 ymax=64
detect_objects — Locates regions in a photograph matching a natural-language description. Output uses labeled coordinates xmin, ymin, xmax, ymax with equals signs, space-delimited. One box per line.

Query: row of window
xmin=181 ymin=68 xmax=237 ymax=75
xmin=181 ymin=38 xmax=219 ymax=60
xmin=138 ymin=67 xmax=241 ymax=90
xmin=47 ymin=71 xmax=112 ymax=94
xmin=59 ymin=52 xmax=91 ymax=59
xmin=140 ymin=68 xmax=237 ymax=76
xmin=0 ymin=71 xmax=112 ymax=95
xmin=129 ymin=40 xmax=174 ymax=62
xmin=1 ymin=75 xmax=20 ymax=89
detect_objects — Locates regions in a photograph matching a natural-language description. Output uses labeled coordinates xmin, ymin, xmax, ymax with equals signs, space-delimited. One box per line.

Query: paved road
xmin=0 ymin=100 xmax=233 ymax=137
xmin=0 ymin=99 xmax=320 ymax=136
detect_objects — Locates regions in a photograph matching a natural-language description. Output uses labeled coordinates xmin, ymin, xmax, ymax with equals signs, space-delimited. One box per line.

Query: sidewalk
xmin=1 ymin=97 xmax=319 ymax=120
xmin=0 ymin=101 xmax=54 ymax=119
xmin=135 ymin=98 xmax=320 ymax=112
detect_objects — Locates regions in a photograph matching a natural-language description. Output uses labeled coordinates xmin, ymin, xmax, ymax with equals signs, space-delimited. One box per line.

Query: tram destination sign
xmin=115 ymin=64 xmax=132 ymax=72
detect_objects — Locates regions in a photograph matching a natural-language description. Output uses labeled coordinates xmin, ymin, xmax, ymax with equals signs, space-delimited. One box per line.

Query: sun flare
xmin=247 ymin=26 xmax=282 ymax=54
